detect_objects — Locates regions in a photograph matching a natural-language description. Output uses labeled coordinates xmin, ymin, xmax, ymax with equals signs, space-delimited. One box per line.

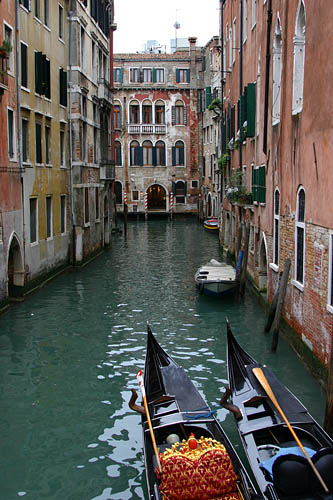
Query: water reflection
xmin=0 ymin=219 xmax=325 ymax=500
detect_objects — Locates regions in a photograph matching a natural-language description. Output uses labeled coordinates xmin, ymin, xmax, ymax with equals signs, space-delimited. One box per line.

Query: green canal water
xmin=0 ymin=218 xmax=326 ymax=500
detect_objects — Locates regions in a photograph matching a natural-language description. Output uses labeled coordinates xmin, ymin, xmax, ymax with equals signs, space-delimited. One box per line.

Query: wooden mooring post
xmin=123 ymin=203 xmax=128 ymax=236
xmin=239 ymin=223 xmax=250 ymax=296
xmin=265 ymin=274 xmax=281 ymax=332
xmin=324 ymin=332 xmax=333 ymax=437
xmin=271 ymin=258 xmax=291 ymax=352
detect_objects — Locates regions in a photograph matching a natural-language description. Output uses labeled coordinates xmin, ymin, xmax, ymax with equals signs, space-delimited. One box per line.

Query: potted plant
xmin=0 ymin=39 xmax=11 ymax=58
xmin=218 ymin=150 xmax=231 ymax=172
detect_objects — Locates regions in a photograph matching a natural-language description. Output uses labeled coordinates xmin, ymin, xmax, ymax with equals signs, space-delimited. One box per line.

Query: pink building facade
xmin=220 ymin=0 xmax=333 ymax=376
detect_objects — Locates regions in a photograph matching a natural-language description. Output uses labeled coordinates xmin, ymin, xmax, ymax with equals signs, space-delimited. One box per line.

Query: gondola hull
xmin=226 ymin=323 xmax=333 ymax=500
xmin=138 ymin=325 xmax=259 ymax=500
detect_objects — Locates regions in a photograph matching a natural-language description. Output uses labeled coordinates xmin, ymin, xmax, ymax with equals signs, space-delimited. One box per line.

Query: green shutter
xmin=206 ymin=87 xmax=212 ymax=108
xmin=246 ymin=82 xmax=256 ymax=137
xmin=172 ymin=146 xmax=176 ymax=166
xmin=222 ymin=119 xmax=227 ymax=154
xmin=35 ymin=51 xmax=43 ymax=94
xmin=186 ymin=69 xmax=190 ymax=83
xmin=252 ymin=166 xmax=258 ymax=202
xmin=231 ymin=106 xmax=235 ymax=140
xmin=259 ymin=165 xmax=266 ymax=203
xmin=153 ymin=68 xmax=157 ymax=83
xmin=176 ymin=69 xmax=180 ymax=83
xmin=240 ymin=93 xmax=247 ymax=141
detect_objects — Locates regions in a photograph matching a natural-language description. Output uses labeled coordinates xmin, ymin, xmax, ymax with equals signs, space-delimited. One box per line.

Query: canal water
xmin=0 ymin=218 xmax=326 ymax=500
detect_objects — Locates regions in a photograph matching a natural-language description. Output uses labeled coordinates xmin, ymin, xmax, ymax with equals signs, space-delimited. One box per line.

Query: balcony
xmin=98 ymin=78 xmax=112 ymax=104
xmin=128 ymin=124 xmax=166 ymax=135
xmin=100 ymin=159 xmax=115 ymax=182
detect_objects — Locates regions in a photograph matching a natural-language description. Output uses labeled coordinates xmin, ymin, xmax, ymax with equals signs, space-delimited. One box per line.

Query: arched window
xmin=130 ymin=140 xmax=140 ymax=166
xmin=155 ymin=141 xmax=165 ymax=166
xmin=295 ymin=187 xmax=305 ymax=285
xmin=129 ymin=100 xmax=140 ymax=124
xmin=172 ymin=100 xmax=186 ymax=125
xmin=142 ymin=100 xmax=152 ymax=124
xmin=114 ymin=181 xmax=122 ymax=204
xmin=115 ymin=141 xmax=122 ymax=166
xmin=155 ymin=100 xmax=165 ymax=124
xmin=273 ymin=188 xmax=280 ymax=266
xmin=272 ymin=15 xmax=282 ymax=125
xmin=292 ymin=0 xmax=305 ymax=115
xmin=143 ymin=140 xmax=153 ymax=166
xmin=172 ymin=141 xmax=185 ymax=166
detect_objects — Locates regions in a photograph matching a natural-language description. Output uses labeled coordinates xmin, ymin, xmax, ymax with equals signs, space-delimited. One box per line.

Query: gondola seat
xmin=158 ymin=437 xmax=241 ymax=500
xmin=272 ymin=454 xmax=311 ymax=497
xmin=312 ymin=447 xmax=333 ymax=493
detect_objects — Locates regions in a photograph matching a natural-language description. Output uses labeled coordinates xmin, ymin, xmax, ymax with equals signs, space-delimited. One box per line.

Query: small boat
xmin=224 ymin=321 xmax=333 ymax=500
xmin=195 ymin=259 xmax=237 ymax=297
xmin=130 ymin=324 xmax=260 ymax=500
xmin=203 ymin=217 xmax=219 ymax=231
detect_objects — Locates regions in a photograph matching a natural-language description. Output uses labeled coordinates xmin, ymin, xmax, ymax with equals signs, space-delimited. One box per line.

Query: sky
xmin=113 ymin=0 xmax=220 ymax=53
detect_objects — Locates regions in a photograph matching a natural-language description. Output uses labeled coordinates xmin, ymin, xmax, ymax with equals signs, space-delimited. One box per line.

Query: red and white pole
xmin=170 ymin=192 xmax=174 ymax=220
xmin=144 ymin=192 xmax=148 ymax=220
xmin=124 ymin=190 xmax=127 ymax=206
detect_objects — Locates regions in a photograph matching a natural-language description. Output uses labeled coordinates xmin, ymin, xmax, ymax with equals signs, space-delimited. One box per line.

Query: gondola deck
xmin=225 ymin=322 xmax=333 ymax=500
xmin=132 ymin=324 xmax=260 ymax=500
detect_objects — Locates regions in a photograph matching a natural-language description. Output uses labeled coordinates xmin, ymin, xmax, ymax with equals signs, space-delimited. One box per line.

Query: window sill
xmin=291 ymin=279 xmax=304 ymax=292
xmin=30 ymin=241 xmax=39 ymax=247
xmin=95 ymin=218 xmax=100 ymax=224
xmin=46 ymin=236 xmax=53 ymax=241
xmin=83 ymin=222 xmax=90 ymax=228
xmin=46 ymin=163 xmax=52 ymax=168
xmin=327 ymin=304 xmax=333 ymax=314
xmin=36 ymin=163 xmax=44 ymax=167
xmin=21 ymin=86 xmax=30 ymax=93
xmin=269 ymin=263 xmax=279 ymax=273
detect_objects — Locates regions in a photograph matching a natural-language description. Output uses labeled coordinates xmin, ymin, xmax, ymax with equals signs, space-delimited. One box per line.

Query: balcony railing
xmin=100 ymin=159 xmax=115 ymax=181
xmin=128 ymin=124 xmax=166 ymax=135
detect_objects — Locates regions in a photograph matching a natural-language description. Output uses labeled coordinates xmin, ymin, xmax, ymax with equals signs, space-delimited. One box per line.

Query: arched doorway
xmin=207 ymin=193 xmax=212 ymax=217
xmin=259 ymin=234 xmax=268 ymax=293
xmin=147 ymin=184 xmax=166 ymax=210
xmin=7 ymin=234 xmax=24 ymax=296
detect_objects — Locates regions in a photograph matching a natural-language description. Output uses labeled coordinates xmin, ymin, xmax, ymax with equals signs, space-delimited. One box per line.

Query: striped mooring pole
xmin=144 ymin=192 xmax=148 ymax=220
xmin=170 ymin=192 xmax=174 ymax=220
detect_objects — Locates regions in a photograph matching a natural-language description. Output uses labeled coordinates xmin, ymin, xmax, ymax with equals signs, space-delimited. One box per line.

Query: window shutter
xmin=184 ymin=181 xmax=187 ymax=196
xmin=153 ymin=68 xmax=157 ymax=83
xmin=171 ymin=106 xmax=176 ymax=125
xmin=246 ymin=82 xmax=256 ymax=137
xmin=231 ymin=105 xmax=235 ymax=140
xmin=259 ymin=165 xmax=266 ymax=203
xmin=152 ymin=146 xmax=157 ymax=166
xmin=35 ymin=52 xmax=43 ymax=94
xmin=134 ymin=146 xmax=140 ymax=165
xmin=237 ymin=98 xmax=240 ymax=132
xmin=176 ymin=69 xmax=180 ymax=83
xmin=206 ymin=87 xmax=212 ymax=108
xmin=186 ymin=69 xmax=190 ymax=82
xmin=172 ymin=146 xmax=176 ymax=166
xmin=183 ymin=106 xmax=187 ymax=125
xmin=140 ymin=69 xmax=143 ymax=83
xmin=240 ymin=93 xmax=247 ymax=140
xmin=222 ymin=119 xmax=227 ymax=153
xmin=120 ymin=68 xmax=123 ymax=83
xmin=251 ymin=167 xmax=257 ymax=202
xmin=45 ymin=58 xmax=50 ymax=98
xmin=199 ymin=91 xmax=203 ymax=113
xmin=172 ymin=181 xmax=176 ymax=195
xmin=161 ymin=146 xmax=166 ymax=166
xmin=202 ymin=55 xmax=206 ymax=71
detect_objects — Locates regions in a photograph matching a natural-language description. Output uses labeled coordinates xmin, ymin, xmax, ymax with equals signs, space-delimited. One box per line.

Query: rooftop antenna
xmin=174 ymin=9 xmax=180 ymax=51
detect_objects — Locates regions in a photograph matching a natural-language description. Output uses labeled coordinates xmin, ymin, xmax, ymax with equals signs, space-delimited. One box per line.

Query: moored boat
xmin=203 ymin=217 xmax=219 ymax=231
xmin=224 ymin=321 xmax=333 ymax=500
xmin=195 ymin=259 xmax=237 ymax=297
xmin=130 ymin=324 xmax=260 ymax=500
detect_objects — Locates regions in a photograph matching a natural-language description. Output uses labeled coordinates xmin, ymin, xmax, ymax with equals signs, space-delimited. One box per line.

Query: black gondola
xmin=225 ymin=321 xmax=333 ymax=500
xmin=131 ymin=324 xmax=260 ymax=500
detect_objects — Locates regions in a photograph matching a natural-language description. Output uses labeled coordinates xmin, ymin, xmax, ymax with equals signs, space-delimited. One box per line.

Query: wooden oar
xmin=252 ymin=367 xmax=329 ymax=493
xmin=137 ymin=369 xmax=162 ymax=474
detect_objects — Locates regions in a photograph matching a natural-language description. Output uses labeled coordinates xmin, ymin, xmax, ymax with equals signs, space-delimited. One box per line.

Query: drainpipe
xmin=220 ymin=0 xmax=224 ymax=205
xmin=68 ymin=7 xmax=76 ymax=264
xmin=108 ymin=2 xmax=116 ymax=227
xmin=239 ymin=0 xmax=243 ymax=170
xmin=15 ymin=0 xmax=26 ymax=273
xmin=263 ymin=0 xmax=272 ymax=155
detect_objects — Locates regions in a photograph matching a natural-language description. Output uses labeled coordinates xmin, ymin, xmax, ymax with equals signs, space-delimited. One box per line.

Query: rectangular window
xmin=296 ymin=226 xmax=304 ymax=283
xmin=132 ymin=190 xmax=139 ymax=202
xmin=252 ymin=165 xmax=266 ymax=203
xmin=113 ymin=105 xmax=121 ymax=129
xmin=35 ymin=121 xmax=42 ymax=164
xmin=92 ymin=41 xmax=97 ymax=81
xmin=44 ymin=0 xmax=49 ymax=26
xmin=176 ymin=68 xmax=190 ymax=83
xmin=7 ymin=109 xmax=15 ymax=159
xmin=232 ymin=19 xmax=236 ymax=65
xmin=59 ymin=4 xmax=64 ymax=40
xmin=84 ymin=187 xmax=89 ymax=224
xmin=80 ymin=27 xmax=85 ymax=72
xmin=154 ymin=68 xmax=164 ymax=83
xmin=252 ymin=0 xmax=257 ymax=28
xmin=19 ymin=0 xmax=31 ymax=10
xmin=22 ymin=118 xmax=29 ymax=163
xmin=21 ymin=42 xmax=28 ymax=88
xmin=60 ymin=195 xmax=66 ymax=233
xmin=45 ymin=124 xmax=51 ymax=165
xmin=130 ymin=68 xmax=140 ymax=83
xmin=34 ymin=0 xmax=40 ymax=19
xmin=30 ymin=198 xmax=37 ymax=243
xmin=4 ymin=25 xmax=14 ymax=74
xmin=143 ymin=68 xmax=152 ymax=82
xmin=95 ymin=187 xmax=99 ymax=220
xmin=60 ymin=130 xmax=65 ymax=167
xmin=46 ymin=196 xmax=52 ymax=238
xmin=35 ymin=51 xmax=50 ymax=97
xmin=93 ymin=127 xmax=98 ymax=163
xmin=82 ymin=122 xmax=87 ymax=161
xmin=59 ymin=68 xmax=67 ymax=106
xmin=114 ymin=68 xmax=123 ymax=83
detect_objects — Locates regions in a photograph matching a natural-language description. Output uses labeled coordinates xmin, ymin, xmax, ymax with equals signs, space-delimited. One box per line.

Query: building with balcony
xmin=0 ymin=0 xmax=24 ymax=305
xmin=113 ymin=37 xmax=201 ymax=216
xmin=68 ymin=0 xmax=115 ymax=262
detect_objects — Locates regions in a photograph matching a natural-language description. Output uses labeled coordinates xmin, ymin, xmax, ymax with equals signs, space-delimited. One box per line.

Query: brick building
xmin=220 ymin=0 xmax=333 ymax=374
xmin=112 ymin=37 xmax=201 ymax=216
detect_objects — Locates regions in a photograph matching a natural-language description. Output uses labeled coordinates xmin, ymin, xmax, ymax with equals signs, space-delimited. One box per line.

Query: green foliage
xmin=218 ymin=151 xmax=231 ymax=172
xmin=0 ymin=39 xmax=12 ymax=54
xmin=208 ymin=98 xmax=222 ymax=112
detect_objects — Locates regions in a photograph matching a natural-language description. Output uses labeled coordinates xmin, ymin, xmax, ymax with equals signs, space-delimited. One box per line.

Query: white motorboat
xmin=195 ymin=259 xmax=237 ymax=297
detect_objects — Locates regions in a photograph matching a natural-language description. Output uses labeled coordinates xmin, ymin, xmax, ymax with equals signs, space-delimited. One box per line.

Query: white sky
xmin=113 ymin=0 xmax=220 ymax=53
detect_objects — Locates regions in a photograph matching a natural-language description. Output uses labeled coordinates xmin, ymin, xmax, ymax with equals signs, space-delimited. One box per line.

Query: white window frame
xmin=22 ymin=117 xmax=30 ymax=164
xmin=270 ymin=188 xmax=280 ymax=272
xmin=232 ymin=19 xmax=237 ymax=65
xmin=129 ymin=67 xmax=140 ymax=83
xmin=327 ymin=232 xmax=333 ymax=313
xmin=4 ymin=23 xmax=14 ymax=75
xmin=143 ymin=67 xmax=152 ymax=83
xmin=59 ymin=4 xmax=64 ymax=41
xmin=45 ymin=123 xmax=51 ymax=166
xmin=155 ymin=68 xmax=164 ymax=83
xmin=243 ymin=0 xmax=248 ymax=43
xmin=7 ymin=108 xmax=17 ymax=161
xmin=292 ymin=186 xmax=305 ymax=291
xmin=272 ymin=15 xmax=282 ymax=125
xmin=30 ymin=197 xmax=39 ymax=245
xmin=251 ymin=0 xmax=257 ymax=29
xmin=292 ymin=0 xmax=306 ymax=115
xmin=44 ymin=0 xmax=50 ymax=28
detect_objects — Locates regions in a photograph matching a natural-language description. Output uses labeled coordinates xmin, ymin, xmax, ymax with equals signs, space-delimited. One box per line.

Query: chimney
xmin=188 ymin=37 xmax=197 ymax=85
